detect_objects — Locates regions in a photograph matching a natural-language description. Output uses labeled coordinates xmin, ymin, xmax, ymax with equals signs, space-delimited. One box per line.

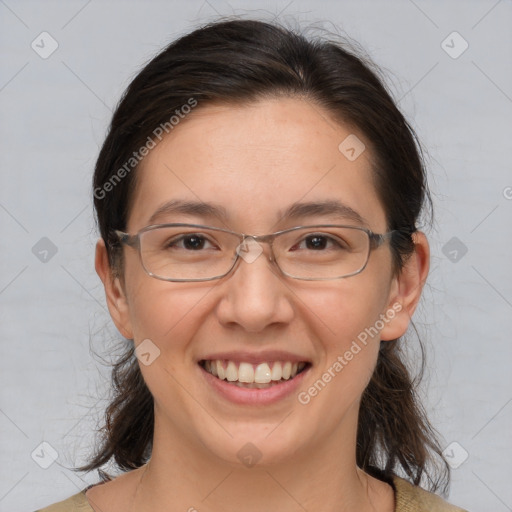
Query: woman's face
xmin=100 ymin=97 xmax=419 ymax=468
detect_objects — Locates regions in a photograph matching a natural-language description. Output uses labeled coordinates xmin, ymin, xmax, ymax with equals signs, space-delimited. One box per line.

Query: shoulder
xmin=34 ymin=490 xmax=93 ymax=512
xmin=392 ymin=476 xmax=469 ymax=512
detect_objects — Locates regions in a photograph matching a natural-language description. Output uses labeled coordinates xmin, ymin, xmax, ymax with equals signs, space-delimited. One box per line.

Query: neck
xmin=129 ymin=405 xmax=393 ymax=512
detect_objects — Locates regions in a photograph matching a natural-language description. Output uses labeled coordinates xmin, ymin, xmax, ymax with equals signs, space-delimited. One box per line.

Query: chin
xmin=198 ymin=425 xmax=306 ymax=469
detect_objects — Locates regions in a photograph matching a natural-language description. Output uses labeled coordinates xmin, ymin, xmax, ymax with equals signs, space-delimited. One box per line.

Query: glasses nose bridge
xmin=244 ymin=232 xmax=276 ymax=245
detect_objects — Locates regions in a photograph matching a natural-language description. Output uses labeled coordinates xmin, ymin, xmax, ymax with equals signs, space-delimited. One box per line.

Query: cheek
xmin=123 ymin=271 xmax=218 ymax=381
xmin=127 ymin=282 xmax=205 ymax=342
xmin=125 ymin=282 xmax=211 ymax=403
xmin=296 ymin=269 xmax=392 ymax=391
xmin=297 ymin=273 xmax=392 ymax=348
xmin=295 ymin=285 xmax=388 ymax=421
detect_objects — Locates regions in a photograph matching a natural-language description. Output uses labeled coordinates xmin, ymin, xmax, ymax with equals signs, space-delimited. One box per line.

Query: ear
xmin=380 ymin=231 xmax=430 ymax=341
xmin=95 ymin=238 xmax=134 ymax=339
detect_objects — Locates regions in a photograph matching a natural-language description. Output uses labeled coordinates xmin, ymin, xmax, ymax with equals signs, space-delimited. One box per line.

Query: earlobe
xmin=380 ymin=231 xmax=430 ymax=341
xmin=95 ymin=238 xmax=134 ymax=339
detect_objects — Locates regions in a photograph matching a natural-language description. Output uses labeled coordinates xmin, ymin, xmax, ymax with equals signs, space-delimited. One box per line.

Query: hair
xmin=79 ymin=18 xmax=450 ymax=493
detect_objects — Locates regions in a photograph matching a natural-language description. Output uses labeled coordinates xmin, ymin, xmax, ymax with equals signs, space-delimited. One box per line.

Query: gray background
xmin=1 ymin=1 xmax=511 ymax=511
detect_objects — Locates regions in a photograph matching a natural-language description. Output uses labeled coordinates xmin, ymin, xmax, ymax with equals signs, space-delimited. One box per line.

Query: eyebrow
xmin=148 ymin=200 xmax=229 ymax=225
xmin=282 ymin=200 xmax=367 ymax=226
xmin=147 ymin=199 xmax=367 ymax=227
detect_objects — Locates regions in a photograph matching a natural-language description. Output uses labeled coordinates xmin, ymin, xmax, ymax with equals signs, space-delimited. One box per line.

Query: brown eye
xmin=291 ymin=234 xmax=347 ymax=252
xmin=182 ymin=235 xmax=206 ymax=250
xmin=304 ymin=235 xmax=328 ymax=250
xmin=167 ymin=234 xmax=215 ymax=251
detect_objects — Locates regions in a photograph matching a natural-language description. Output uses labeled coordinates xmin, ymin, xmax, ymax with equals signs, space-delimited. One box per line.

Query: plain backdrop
xmin=1 ymin=1 xmax=511 ymax=511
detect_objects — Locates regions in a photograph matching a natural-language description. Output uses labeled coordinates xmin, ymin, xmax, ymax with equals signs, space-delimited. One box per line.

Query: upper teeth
xmin=203 ymin=360 xmax=306 ymax=383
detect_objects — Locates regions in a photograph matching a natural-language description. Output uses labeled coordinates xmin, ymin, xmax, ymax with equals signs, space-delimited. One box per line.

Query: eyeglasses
xmin=112 ymin=223 xmax=397 ymax=282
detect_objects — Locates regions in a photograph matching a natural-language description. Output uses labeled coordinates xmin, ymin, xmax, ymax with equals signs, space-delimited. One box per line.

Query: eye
xmin=292 ymin=233 xmax=348 ymax=251
xmin=302 ymin=235 xmax=329 ymax=250
xmin=167 ymin=233 xmax=217 ymax=251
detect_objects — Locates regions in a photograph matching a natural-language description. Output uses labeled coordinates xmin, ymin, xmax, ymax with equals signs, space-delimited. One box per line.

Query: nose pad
xmin=235 ymin=237 xmax=265 ymax=264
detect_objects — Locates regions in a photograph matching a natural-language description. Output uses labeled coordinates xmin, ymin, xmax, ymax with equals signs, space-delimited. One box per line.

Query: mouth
xmin=198 ymin=359 xmax=311 ymax=389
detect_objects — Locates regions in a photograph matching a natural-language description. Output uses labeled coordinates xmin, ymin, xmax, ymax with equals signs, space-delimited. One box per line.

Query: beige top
xmin=35 ymin=476 xmax=468 ymax=512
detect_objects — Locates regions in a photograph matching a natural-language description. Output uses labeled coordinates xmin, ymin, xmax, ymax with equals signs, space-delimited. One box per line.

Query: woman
xmin=37 ymin=18 xmax=468 ymax=512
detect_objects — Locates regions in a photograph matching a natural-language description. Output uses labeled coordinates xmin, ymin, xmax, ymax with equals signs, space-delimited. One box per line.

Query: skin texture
xmin=91 ymin=97 xmax=429 ymax=512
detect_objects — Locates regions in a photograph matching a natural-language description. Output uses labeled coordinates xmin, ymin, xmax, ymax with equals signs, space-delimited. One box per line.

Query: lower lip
xmin=199 ymin=363 xmax=311 ymax=405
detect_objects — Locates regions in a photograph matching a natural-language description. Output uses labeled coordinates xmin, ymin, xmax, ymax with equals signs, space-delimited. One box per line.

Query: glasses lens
xmin=274 ymin=226 xmax=370 ymax=279
xmin=139 ymin=226 xmax=239 ymax=281
xmin=137 ymin=225 xmax=371 ymax=281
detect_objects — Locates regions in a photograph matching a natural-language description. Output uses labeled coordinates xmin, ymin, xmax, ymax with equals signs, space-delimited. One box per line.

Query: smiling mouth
xmin=199 ymin=360 xmax=311 ymax=389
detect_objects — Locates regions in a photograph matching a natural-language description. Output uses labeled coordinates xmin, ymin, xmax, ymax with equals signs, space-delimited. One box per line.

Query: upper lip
xmin=199 ymin=350 xmax=311 ymax=365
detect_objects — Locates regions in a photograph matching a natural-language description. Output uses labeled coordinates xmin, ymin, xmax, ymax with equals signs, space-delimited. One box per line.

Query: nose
xmin=215 ymin=239 xmax=294 ymax=333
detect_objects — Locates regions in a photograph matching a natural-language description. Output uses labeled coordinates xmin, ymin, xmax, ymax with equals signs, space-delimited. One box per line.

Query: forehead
xmin=128 ymin=97 xmax=387 ymax=233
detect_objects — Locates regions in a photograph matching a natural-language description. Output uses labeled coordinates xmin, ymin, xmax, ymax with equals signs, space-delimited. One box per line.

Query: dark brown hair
xmin=79 ymin=18 xmax=450 ymax=493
